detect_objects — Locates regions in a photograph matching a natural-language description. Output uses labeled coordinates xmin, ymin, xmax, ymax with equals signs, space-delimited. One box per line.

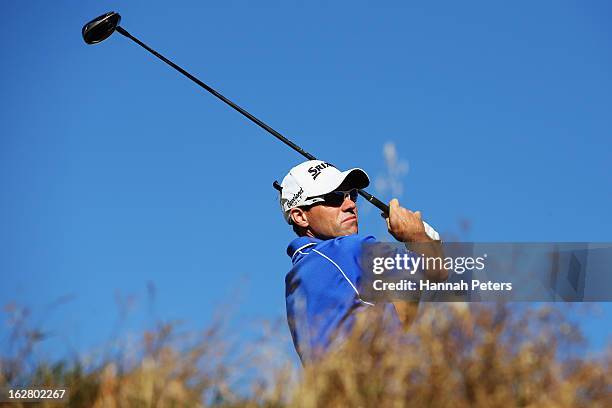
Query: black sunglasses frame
xmin=314 ymin=189 xmax=359 ymax=207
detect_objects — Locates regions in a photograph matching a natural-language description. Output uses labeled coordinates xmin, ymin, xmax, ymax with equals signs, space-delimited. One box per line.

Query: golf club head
xmin=82 ymin=11 xmax=121 ymax=44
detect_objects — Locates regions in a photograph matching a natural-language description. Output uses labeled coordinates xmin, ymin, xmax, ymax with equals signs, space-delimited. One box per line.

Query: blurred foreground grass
xmin=1 ymin=303 xmax=610 ymax=407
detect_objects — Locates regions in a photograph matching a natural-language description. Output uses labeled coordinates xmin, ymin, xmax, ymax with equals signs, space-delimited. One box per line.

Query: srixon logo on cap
xmin=308 ymin=162 xmax=335 ymax=180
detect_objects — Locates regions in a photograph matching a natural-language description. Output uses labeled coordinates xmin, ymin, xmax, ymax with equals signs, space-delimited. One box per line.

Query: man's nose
xmin=341 ymin=195 xmax=356 ymax=211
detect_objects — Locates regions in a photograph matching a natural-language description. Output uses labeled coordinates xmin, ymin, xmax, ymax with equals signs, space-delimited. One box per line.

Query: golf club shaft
xmin=114 ymin=26 xmax=390 ymax=214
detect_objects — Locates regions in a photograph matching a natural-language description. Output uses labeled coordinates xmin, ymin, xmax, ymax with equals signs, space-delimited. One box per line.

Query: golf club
xmin=82 ymin=11 xmax=439 ymax=238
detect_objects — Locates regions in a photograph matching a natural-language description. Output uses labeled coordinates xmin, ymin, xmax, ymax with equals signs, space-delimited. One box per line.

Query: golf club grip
xmin=358 ymin=189 xmax=389 ymax=214
xmin=359 ymin=190 xmax=440 ymax=240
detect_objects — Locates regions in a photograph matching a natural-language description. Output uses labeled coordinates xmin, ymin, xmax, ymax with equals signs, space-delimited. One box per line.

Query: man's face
xmin=298 ymin=191 xmax=359 ymax=239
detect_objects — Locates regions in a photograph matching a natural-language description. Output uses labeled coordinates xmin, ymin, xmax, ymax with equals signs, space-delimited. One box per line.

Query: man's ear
xmin=290 ymin=208 xmax=309 ymax=228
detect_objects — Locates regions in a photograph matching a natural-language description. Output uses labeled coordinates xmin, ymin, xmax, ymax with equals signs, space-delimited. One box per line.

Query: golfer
xmin=278 ymin=160 xmax=447 ymax=363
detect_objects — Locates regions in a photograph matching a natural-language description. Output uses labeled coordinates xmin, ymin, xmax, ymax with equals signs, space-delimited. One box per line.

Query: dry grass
xmin=294 ymin=304 xmax=610 ymax=407
xmin=1 ymin=303 xmax=610 ymax=407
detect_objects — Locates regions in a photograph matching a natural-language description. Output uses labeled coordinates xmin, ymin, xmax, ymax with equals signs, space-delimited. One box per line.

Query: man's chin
xmin=341 ymin=223 xmax=358 ymax=236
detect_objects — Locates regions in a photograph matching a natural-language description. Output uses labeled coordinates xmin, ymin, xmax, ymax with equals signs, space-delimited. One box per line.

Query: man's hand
xmin=386 ymin=198 xmax=430 ymax=243
xmin=385 ymin=198 xmax=448 ymax=282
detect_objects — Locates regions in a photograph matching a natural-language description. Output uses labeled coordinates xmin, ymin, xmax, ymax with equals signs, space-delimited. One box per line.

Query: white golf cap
xmin=279 ymin=160 xmax=370 ymax=223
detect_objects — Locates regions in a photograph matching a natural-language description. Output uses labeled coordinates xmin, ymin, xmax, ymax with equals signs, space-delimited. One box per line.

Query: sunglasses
xmin=315 ymin=189 xmax=359 ymax=207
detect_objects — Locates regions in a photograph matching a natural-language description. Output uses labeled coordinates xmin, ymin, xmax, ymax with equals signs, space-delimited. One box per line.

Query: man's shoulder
xmin=309 ymin=235 xmax=378 ymax=266
xmin=286 ymin=234 xmax=378 ymax=291
xmin=287 ymin=234 xmax=377 ymax=257
xmin=320 ymin=234 xmax=377 ymax=252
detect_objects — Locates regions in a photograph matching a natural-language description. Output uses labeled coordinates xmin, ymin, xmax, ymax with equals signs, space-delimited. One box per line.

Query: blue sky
xmin=1 ymin=1 xmax=610 ymax=360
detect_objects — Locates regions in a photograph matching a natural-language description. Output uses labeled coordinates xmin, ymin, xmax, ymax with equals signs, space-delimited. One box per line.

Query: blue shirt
xmin=285 ymin=234 xmax=401 ymax=363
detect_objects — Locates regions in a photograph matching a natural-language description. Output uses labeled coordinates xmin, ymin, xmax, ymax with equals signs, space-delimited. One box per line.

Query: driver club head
xmin=82 ymin=11 xmax=121 ymax=44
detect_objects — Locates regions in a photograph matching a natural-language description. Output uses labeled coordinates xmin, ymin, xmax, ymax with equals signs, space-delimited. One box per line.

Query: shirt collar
xmin=287 ymin=236 xmax=322 ymax=258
